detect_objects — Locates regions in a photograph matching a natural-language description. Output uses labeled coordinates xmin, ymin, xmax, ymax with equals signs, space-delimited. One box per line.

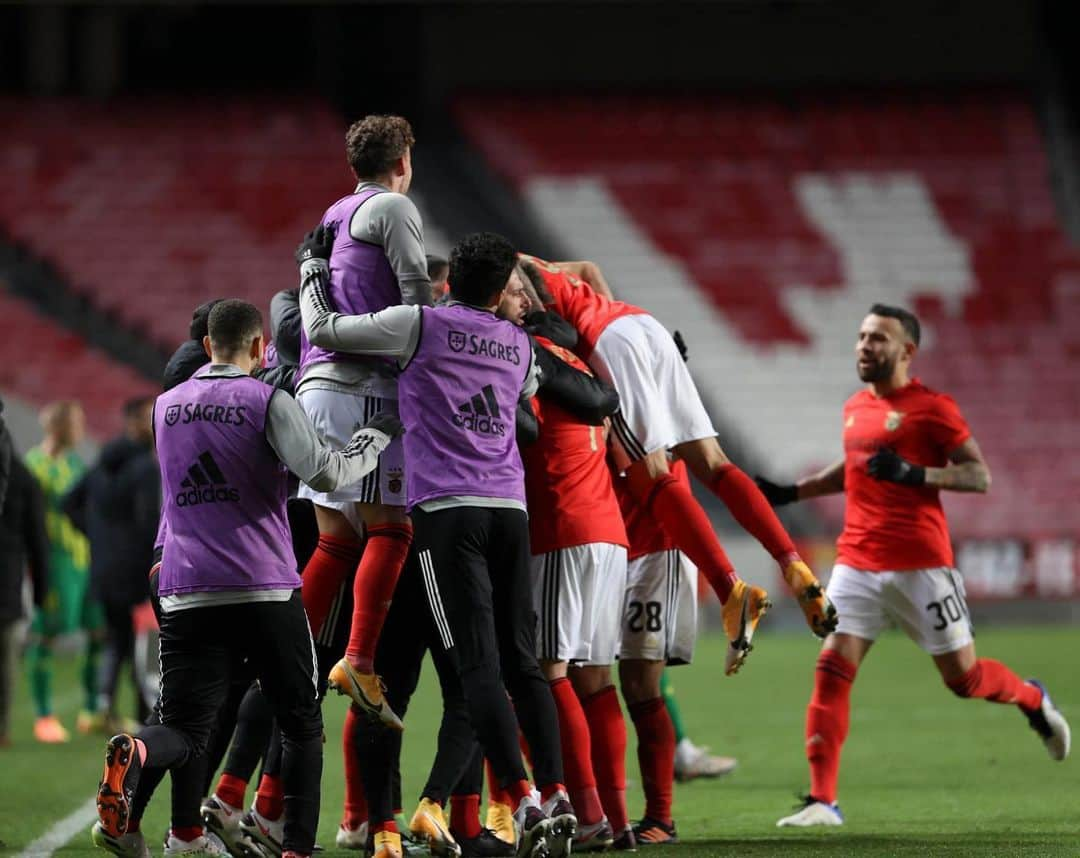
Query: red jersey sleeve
xmin=926 ymin=394 xmax=971 ymax=454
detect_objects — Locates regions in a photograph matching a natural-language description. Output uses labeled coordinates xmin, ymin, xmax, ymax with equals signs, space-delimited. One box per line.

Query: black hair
xmin=207 ymin=299 xmax=263 ymax=358
xmin=448 ymin=232 xmax=517 ymax=307
xmin=426 ymin=254 xmax=449 ymax=280
xmin=518 ymin=261 xmax=553 ymax=305
xmin=869 ymin=303 xmax=921 ymax=346
xmin=190 ymin=298 xmax=224 ymax=340
xmin=123 ymin=396 xmax=154 ymax=418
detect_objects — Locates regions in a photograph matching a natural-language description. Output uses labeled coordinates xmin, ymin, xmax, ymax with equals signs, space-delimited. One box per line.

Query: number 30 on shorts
xmin=925 ymin=594 xmax=965 ymax=631
xmin=628 ymin=600 xmax=663 ymax=632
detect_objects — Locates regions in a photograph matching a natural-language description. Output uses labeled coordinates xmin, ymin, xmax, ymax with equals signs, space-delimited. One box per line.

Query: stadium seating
xmin=457 ymin=92 xmax=1080 ymax=538
xmin=0 ymin=98 xmax=353 ymax=351
xmin=0 ymin=289 xmax=156 ymax=438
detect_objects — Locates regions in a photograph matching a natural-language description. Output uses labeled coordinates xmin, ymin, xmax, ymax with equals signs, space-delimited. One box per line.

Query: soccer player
xmin=92 ymin=299 xmax=399 ymax=858
xmin=520 ymin=256 xmax=835 ymax=673
xmin=612 ymin=457 xmax=697 ymax=846
xmin=296 ymin=115 xmax=431 ymax=727
xmin=24 ymin=399 xmax=103 ymax=741
xmin=300 ymin=231 xmax=576 ymax=858
xmin=511 ymin=267 xmax=631 ymax=851
xmin=757 ymin=303 xmax=1071 ymax=827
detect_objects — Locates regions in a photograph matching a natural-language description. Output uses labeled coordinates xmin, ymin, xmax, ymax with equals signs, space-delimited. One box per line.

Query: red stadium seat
xmin=456 ymin=90 xmax=1080 ymax=539
xmin=0 ymin=291 xmax=156 ymax=438
xmin=0 ymin=97 xmax=351 ymax=352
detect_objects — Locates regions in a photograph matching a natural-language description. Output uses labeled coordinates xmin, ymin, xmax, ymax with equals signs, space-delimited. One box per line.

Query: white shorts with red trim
xmin=531 ymin=542 xmax=628 ymax=666
xmin=588 ymin=314 xmax=715 ymax=471
xmin=619 ymin=549 xmax=698 ymax=664
xmin=296 ymin=386 xmax=407 ymax=514
xmin=828 ymin=564 xmax=974 ymax=655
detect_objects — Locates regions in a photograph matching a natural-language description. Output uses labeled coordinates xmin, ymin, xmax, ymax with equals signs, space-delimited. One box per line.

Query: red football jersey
xmin=837 ymin=378 xmax=971 ymax=572
xmin=523 ymin=337 xmax=628 ymax=555
xmin=613 ymin=459 xmax=690 ymax=561
xmin=520 ymin=254 xmax=645 ymax=359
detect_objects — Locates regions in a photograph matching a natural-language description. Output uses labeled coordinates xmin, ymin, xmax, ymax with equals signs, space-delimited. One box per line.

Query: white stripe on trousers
xmin=419 ymin=549 xmax=454 ymax=649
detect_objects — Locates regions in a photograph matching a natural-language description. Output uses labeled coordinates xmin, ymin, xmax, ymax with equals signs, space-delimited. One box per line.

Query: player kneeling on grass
xmin=757 ymin=303 xmax=1071 ymax=828
xmin=92 ymin=299 xmax=400 ymax=858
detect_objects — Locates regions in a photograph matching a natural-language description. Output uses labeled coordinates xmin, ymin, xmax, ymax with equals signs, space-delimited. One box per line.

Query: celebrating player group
xmin=90 ymin=115 xmax=1070 ymax=858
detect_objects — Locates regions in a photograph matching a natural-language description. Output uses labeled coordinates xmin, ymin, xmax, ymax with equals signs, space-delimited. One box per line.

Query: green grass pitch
xmin=1 ymin=625 xmax=1076 ymax=856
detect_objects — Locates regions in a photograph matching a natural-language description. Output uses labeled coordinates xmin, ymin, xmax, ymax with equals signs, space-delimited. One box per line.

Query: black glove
xmin=524 ymin=310 xmax=579 ymax=350
xmin=295 ymin=223 xmax=335 ymax=266
xmin=754 ymin=475 xmax=798 ymax=506
xmin=360 ymin=412 xmax=405 ymax=440
xmin=867 ymin=447 xmax=925 ymax=486
xmin=673 ymin=330 xmax=688 ymax=362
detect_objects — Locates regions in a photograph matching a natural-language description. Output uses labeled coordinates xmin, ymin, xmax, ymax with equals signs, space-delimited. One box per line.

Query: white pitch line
xmin=16 ymin=795 xmax=98 ymax=858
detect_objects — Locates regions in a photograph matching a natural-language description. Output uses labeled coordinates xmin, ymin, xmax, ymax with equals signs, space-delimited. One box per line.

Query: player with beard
xmin=519 ymin=255 xmax=836 ymax=675
xmin=755 ymin=304 xmax=1070 ymax=827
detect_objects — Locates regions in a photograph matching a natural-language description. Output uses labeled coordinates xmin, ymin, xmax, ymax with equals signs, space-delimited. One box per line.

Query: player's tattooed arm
xmin=925 ymin=436 xmax=991 ymax=493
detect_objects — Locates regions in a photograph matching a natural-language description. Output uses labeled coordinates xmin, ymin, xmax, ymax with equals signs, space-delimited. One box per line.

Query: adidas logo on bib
xmin=453 ymin=384 xmax=507 ymax=437
xmin=176 ymin=451 xmax=241 ymax=506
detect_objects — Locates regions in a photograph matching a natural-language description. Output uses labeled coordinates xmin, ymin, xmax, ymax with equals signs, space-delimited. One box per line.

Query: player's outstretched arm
xmin=264 ymin=388 xmax=400 ymax=492
xmin=756 ymin=458 xmax=845 ymax=505
xmin=927 ymin=437 xmax=991 ymax=493
xmin=299 ymin=257 xmax=421 ymax=359
xmin=552 ymin=260 xmax=615 ymax=299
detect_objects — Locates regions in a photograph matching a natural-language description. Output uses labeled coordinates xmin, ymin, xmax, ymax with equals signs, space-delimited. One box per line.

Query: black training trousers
xmin=352 ymin=547 xmax=479 ymax=825
xmin=412 ymin=505 xmax=563 ymax=792
xmin=136 ymin=591 xmax=323 ymax=853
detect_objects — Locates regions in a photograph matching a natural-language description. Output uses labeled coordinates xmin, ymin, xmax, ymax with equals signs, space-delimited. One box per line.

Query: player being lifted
xmin=521 ymin=256 xmax=836 ymax=673
xmin=295 ymin=115 xmax=431 ymax=727
xmin=756 ymin=304 xmax=1071 ymax=827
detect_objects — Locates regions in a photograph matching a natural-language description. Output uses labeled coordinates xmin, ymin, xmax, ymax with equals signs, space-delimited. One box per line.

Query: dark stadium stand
xmin=456 ymin=91 xmax=1080 ymax=539
xmin=0 ymin=98 xmax=350 ymax=351
xmin=0 ymin=289 xmax=156 ymax=438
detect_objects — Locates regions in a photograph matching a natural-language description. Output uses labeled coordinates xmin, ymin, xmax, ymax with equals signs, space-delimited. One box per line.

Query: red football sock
xmin=627 ymin=697 xmax=675 ymax=826
xmin=171 ymin=825 xmax=204 ymax=843
xmin=640 ymin=473 xmax=736 ymax=602
xmin=549 ymin=678 xmax=603 ymax=824
xmin=215 ymin=772 xmax=248 ymax=810
xmin=345 ymin=523 xmax=413 ymax=672
xmin=582 ymin=685 xmax=629 ymax=833
xmin=506 ymin=779 xmax=532 ymax=806
xmin=946 ymin=659 xmax=1042 ymax=709
xmin=539 ymin=782 xmax=567 ymax=804
xmin=255 ymin=774 xmax=284 ymax=822
xmin=342 ymin=707 xmax=368 ymax=829
xmin=485 ymin=758 xmax=511 ymax=806
xmin=301 ymin=534 xmax=364 ymax=637
xmin=806 ymin=649 xmax=857 ymax=804
xmin=372 ymin=819 xmax=398 ymax=835
xmin=450 ymin=793 xmax=482 ymax=840
xmin=709 ymin=464 xmax=796 ymax=562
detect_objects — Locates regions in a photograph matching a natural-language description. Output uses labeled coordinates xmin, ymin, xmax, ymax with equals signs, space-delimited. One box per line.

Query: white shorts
xmin=296 ymin=387 xmax=406 ymax=510
xmin=828 ymin=564 xmax=974 ymax=656
xmin=620 ymin=550 xmax=698 ymax=665
xmin=532 ymin=543 xmax=628 ymax=666
xmin=589 ymin=314 xmax=716 ymax=470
